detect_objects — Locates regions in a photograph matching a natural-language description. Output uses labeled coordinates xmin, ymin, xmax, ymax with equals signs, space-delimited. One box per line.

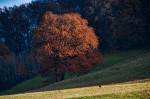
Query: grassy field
xmin=0 ymin=49 xmax=150 ymax=98
xmin=0 ymin=79 xmax=149 ymax=99
xmin=72 ymin=90 xmax=150 ymax=99
xmin=91 ymin=49 xmax=150 ymax=72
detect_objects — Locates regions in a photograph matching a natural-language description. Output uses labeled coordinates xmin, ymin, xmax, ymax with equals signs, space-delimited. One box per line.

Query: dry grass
xmin=72 ymin=90 xmax=150 ymax=99
xmin=0 ymin=79 xmax=149 ymax=99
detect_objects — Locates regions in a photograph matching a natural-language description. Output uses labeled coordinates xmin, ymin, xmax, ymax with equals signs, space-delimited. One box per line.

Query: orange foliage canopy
xmin=33 ymin=12 xmax=103 ymax=74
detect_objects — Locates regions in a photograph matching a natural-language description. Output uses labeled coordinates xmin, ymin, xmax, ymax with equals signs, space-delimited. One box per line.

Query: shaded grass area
xmin=0 ymin=80 xmax=150 ymax=99
xmin=65 ymin=49 xmax=149 ymax=79
xmin=0 ymin=76 xmax=48 ymax=95
xmin=91 ymin=49 xmax=150 ymax=72
xmin=72 ymin=90 xmax=150 ymax=99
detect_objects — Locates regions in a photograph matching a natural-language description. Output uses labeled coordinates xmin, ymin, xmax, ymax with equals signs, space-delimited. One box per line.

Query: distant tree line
xmin=0 ymin=0 xmax=149 ymax=54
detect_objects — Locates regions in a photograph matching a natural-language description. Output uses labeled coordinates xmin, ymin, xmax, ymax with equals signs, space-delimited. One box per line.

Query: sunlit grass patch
xmin=72 ymin=90 xmax=150 ymax=99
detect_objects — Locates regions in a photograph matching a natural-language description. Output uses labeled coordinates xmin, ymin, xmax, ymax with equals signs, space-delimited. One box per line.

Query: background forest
xmin=0 ymin=0 xmax=150 ymax=91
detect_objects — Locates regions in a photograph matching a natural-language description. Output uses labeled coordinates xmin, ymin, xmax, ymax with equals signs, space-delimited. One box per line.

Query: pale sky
xmin=0 ymin=0 xmax=32 ymax=8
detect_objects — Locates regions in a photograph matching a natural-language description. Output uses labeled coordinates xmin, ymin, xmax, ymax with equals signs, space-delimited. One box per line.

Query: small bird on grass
xmin=98 ymin=85 xmax=101 ymax=87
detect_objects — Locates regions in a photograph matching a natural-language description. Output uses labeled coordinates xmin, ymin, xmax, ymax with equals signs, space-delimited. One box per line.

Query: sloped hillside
xmin=0 ymin=51 xmax=150 ymax=99
xmin=35 ymin=52 xmax=150 ymax=91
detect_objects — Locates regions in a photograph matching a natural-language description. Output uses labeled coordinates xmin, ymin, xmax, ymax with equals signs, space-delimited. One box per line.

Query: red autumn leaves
xmin=33 ymin=12 xmax=103 ymax=75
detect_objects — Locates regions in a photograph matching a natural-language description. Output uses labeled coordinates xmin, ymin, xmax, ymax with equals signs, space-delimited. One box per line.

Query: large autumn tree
xmin=33 ymin=12 xmax=103 ymax=81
